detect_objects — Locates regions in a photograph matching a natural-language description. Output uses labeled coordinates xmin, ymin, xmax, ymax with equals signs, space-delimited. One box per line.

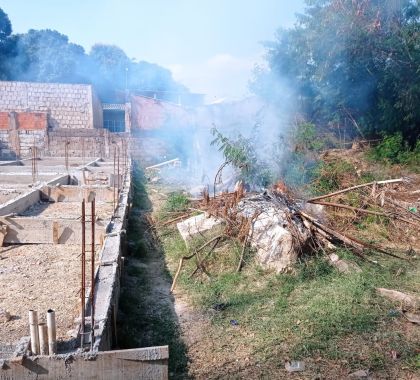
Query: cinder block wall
xmin=0 ymin=81 xmax=102 ymax=129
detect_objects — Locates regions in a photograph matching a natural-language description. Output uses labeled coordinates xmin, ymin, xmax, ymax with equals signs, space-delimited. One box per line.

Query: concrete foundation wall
xmin=89 ymin=164 xmax=131 ymax=352
xmin=41 ymin=185 xmax=114 ymax=203
xmin=0 ymin=346 xmax=168 ymax=380
xmin=0 ymin=189 xmax=41 ymax=216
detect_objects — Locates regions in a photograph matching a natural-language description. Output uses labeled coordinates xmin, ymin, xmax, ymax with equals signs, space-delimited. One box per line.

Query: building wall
xmin=0 ymin=81 xmax=102 ymax=129
xmin=0 ymin=111 xmax=48 ymax=158
xmin=130 ymin=95 xmax=193 ymax=130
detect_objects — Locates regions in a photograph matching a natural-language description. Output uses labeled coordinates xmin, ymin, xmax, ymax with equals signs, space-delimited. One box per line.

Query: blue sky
xmin=1 ymin=0 xmax=305 ymax=102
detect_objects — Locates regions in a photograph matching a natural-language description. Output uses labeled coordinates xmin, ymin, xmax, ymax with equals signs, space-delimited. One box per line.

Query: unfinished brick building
xmin=0 ymin=81 xmax=130 ymax=159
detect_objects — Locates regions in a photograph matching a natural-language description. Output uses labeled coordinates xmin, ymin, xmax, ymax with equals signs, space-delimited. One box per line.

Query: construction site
xmin=0 ymin=81 xmax=168 ymax=379
xmin=0 ymin=78 xmax=419 ymax=380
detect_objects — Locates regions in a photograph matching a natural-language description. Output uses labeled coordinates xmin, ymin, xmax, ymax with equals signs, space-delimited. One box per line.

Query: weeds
xmin=164 ymin=192 xmax=190 ymax=212
xmin=368 ymin=133 xmax=420 ymax=171
xmin=310 ymin=159 xmax=354 ymax=194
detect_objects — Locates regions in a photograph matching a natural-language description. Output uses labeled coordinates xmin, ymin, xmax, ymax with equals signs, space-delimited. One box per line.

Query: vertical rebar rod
xmin=90 ymin=198 xmax=95 ymax=351
xmin=31 ymin=147 xmax=35 ymax=183
xmin=65 ymin=140 xmax=69 ymax=172
xmin=82 ymin=138 xmax=85 ymax=166
xmin=117 ymin=146 xmax=120 ymax=194
xmin=81 ymin=199 xmax=86 ymax=348
xmin=113 ymin=146 xmax=116 ymax=212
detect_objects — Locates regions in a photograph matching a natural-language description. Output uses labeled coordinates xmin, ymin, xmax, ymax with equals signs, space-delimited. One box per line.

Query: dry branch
xmin=308 ymin=178 xmax=406 ymax=203
xmin=190 ymin=236 xmax=222 ymax=278
xmin=299 ymin=210 xmax=407 ymax=260
xmin=160 ymin=213 xmax=193 ymax=227
xmin=312 ymin=201 xmax=420 ymax=228
xmin=170 ymin=235 xmax=224 ymax=292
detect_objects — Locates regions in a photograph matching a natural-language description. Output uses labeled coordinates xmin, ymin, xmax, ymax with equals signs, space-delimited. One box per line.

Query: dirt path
xmin=117 ymin=203 xmax=190 ymax=378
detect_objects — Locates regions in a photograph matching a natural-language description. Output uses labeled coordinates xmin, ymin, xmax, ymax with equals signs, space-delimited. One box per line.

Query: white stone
xmin=238 ymin=195 xmax=311 ymax=272
xmin=177 ymin=213 xmax=223 ymax=242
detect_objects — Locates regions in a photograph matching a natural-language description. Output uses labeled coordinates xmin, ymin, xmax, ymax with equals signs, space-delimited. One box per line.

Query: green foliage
xmin=0 ymin=7 xmax=12 ymax=80
xmin=294 ymin=122 xmax=324 ymax=152
xmin=253 ymin=0 xmax=420 ymax=143
xmin=276 ymin=122 xmax=325 ymax=189
xmin=164 ymin=192 xmax=190 ymax=212
xmin=368 ymin=133 xmax=420 ymax=169
xmin=211 ymin=127 xmax=273 ymax=188
xmin=311 ymin=159 xmax=354 ymax=194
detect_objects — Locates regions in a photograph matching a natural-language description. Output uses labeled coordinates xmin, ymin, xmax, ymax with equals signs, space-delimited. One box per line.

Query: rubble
xmin=328 ymin=253 xmax=362 ymax=274
xmin=0 ymin=309 xmax=11 ymax=323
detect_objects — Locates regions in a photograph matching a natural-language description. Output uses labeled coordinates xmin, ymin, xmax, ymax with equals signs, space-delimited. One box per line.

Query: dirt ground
xmin=20 ymin=200 xmax=114 ymax=219
xmin=0 ymin=189 xmax=24 ymax=204
xmin=0 ymin=244 xmax=100 ymax=347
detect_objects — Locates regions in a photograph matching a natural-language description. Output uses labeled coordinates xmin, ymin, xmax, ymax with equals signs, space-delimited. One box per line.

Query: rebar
xmin=31 ymin=146 xmax=38 ymax=183
xmin=80 ymin=199 xmax=86 ymax=348
xmin=64 ymin=140 xmax=70 ymax=171
xmin=90 ymin=198 xmax=95 ymax=351
xmin=113 ymin=145 xmax=116 ymax=212
xmin=117 ymin=146 xmax=120 ymax=193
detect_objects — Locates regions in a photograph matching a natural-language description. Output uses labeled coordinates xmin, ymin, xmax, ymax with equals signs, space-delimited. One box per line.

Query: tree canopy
xmin=0 ymin=7 xmax=188 ymax=102
xmin=252 ymin=0 xmax=420 ymax=143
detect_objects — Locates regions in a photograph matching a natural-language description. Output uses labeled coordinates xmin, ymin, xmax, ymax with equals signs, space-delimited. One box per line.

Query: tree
xmin=11 ymin=29 xmax=86 ymax=83
xmin=0 ymin=7 xmax=14 ymax=79
xmin=0 ymin=8 xmax=189 ymax=102
xmin=252 ymin=0 xmax=420 ymax=144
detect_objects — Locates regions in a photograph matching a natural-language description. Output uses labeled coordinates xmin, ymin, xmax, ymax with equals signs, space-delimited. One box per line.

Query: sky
xmin=1 ymin=0 xmax=305 ymax=103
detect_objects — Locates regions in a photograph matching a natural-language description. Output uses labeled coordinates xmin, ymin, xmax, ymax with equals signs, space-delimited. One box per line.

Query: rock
xmin=328 ymin=253 xmax=362 ymax=273
xmin=285 ymin=361 xmax=305 ymax=372
xmin=0 ymin=308 xmax=11 ymax=322
xmin=177 ymin=213 xmax=223 ymax=243
xmin=404 ymin=312 xmax=420 ymax=324
xmin=377 ymin=288 xmax=420 ymax=309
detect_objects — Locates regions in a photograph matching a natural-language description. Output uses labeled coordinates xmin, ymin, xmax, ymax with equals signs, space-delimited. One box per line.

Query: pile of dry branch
xmin=165 ymin=178 xmax=419 ymax=291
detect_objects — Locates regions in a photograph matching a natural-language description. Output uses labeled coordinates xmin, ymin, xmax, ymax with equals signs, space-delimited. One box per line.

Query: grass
xmin=123 ymin=159 xmax=419 ymax=377
xmin=160 ymin=221 xmax=419 ymax=373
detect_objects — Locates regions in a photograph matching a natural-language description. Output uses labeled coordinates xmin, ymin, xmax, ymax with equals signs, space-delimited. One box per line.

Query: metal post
xmin=90 ymin=198 xmax=95 ymax=351
xmin=117 ymin=146 xmax=120 ymax=194
xmin=113 ymin=145 xmax=116 ymax=212
xmin=65 ymin=140 xmax=70 ymax=172
xmin=81 ymin=200 xmax=86 ymax=348
xmin=82 ymin=138 xmax=85 ymax=166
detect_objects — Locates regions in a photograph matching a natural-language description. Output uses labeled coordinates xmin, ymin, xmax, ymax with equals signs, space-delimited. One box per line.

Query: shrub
xmin=164 ymin=192 xmax=190 ymax=212
xmin=369 ymin=133 xmax=420 ymax=169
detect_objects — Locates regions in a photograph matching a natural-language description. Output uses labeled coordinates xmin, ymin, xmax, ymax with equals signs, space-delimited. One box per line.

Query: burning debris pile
xmin=165 ymin=176 xmax=419 ymax=291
